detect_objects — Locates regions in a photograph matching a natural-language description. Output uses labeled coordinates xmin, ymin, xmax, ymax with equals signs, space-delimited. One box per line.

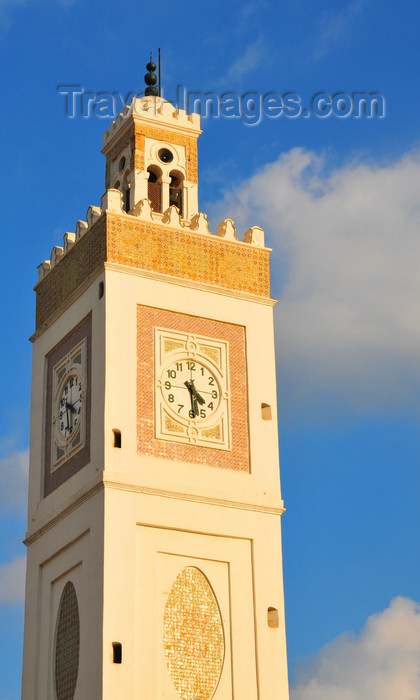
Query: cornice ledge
xmin=23 ymin=478 xmax=104 ymax=546
xmin=103 ymin=261 xmax=278 ymax=307
xmin=102 ymin=477 xmax=285 ymax=516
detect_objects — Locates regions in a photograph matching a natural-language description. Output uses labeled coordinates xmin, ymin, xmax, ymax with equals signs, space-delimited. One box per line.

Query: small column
xmin=130 ymin=170 xmax=149 ymax=209
xmin=161 ymin=175 xmax=171 ymax=213
xmin=183 ymin=181 xmax=198 ymax=221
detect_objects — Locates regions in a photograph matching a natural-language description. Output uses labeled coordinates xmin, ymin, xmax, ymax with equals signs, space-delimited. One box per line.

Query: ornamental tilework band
xmin=164 ymin=567 xmax=225 ymax=700
xmin=137 ymin=305 xmax=249 ymax=472
xmin=35 ymin=213 xmax=270 ymax=331
xmin=106 ymin=214 xmax=270 ymax=297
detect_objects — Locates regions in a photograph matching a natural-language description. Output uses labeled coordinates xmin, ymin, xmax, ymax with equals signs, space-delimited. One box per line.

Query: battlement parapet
xmin=103 ymin=97 xmax=201 ymax=150
xmin=37 ymin=193 xmax=267 ymax=282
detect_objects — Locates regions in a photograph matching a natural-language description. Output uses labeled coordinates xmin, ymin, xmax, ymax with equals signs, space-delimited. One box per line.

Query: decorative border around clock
xmin=44 ymin=314 xmax=92 ymax=497
xmin=137 ymin=305 xmax=249 ymax=472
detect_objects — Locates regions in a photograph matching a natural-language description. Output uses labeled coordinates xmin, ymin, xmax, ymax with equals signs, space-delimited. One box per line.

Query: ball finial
xmin=144 ymin=54 xmax=158 ymax=97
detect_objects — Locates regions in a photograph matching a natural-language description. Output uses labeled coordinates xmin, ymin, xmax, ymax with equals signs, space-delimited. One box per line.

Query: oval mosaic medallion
xmin=55 ymin=581 xmax=80 ymax=700
xmin=163 ymin=566 xmax=225 ymax=700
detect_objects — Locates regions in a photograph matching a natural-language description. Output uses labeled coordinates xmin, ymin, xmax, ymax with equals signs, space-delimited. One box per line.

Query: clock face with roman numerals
xmin=161 ymin=359 xmax=221 ymax=422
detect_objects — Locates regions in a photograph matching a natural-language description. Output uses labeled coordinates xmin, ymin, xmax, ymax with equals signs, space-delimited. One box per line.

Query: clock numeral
xmin=208 ymin=402 xmax=214 ymax=410
xmin=200 ymin=367 xmax=205 ymax=376
xmin=164 ymin=381 xmax=171 ymax=390
xmin=177 ymin=404 xmax=184 ymax=413
xmin=187 ymin=361 xmax=195 ymax=371
xmin=176 ymin=362 xmax=183 ymax=371
xmin=168 ymin=394 xmax=174 ymax=403
xmin=167 ymin=370 xmax=176 ymax=378
xmin=189 ymin=409 xmax=195 ymax=419
xmin=200 ymin=409 xmax=206 ymax=418
xmin=69 ymin=378 xmax=74 ymax=388
xmin=208 ymin=376 xmax=215 ymax=386
xmin=60 ymin=422 xmax=64 ymax=430
xmin=211 ymin=390 xmax=218 ymax=399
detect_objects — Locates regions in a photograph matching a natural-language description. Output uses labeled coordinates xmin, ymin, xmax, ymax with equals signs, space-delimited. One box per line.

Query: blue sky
xmin=1 ymin=0 xmax=420 ymax=697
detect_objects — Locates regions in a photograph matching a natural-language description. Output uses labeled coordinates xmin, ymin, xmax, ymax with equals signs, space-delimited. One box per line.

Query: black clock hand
xmin=189 ymin=380 xmax=205 ymax=406
xmin=66 ymin=401 xmax=77 ymax=414
xmin=184 ymin=381 xmax=199 ymax=417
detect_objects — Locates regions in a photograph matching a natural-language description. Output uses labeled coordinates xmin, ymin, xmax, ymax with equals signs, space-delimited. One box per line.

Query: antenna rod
xmin=158 ymin=48 xmax=161 ymax=98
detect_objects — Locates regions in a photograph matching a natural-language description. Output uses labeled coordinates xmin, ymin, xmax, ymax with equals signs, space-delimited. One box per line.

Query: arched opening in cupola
xmin=147 ymin=165 xmax=162 ymax=212
xmin=169 ymin=170 xmax=184 ymax=217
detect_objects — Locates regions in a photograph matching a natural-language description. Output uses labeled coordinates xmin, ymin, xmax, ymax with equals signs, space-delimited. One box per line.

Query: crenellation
xmin=50 ymin=245 xmax=63 ymax=268
xmin=37 ymin=194 xmax=267 ymax=281
xmin=37 ymin=260 xmax=51 ymax=282
xmin=75 ymin=220 xmax=88 ymax=240
xmin=63 ymin=232 xmax=76 ymax=253
xmin=103 ymin=97 xmax=201 ymax=150
xmin=86 ymin=205 xmax=101 ymax=228
xmin=217 ymin=219 xmax=238 ymax=241
xmin=190 ymin=211 xmax=211 ymax=235
xmin=100 ymin=189 xmax=123 ymax=214
xmin=162 ymin=204 xmax=182 ymax=228
xmin=244 ymin=226 xmax=265 ymax=247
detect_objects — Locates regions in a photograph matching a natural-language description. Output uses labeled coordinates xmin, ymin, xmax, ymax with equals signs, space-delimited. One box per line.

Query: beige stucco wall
xmin=22 ymin=263 xmax=289 ymax=699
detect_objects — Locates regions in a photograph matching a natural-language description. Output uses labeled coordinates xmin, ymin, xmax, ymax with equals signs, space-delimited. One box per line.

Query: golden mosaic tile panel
xmin=35 ymin=217 xmax=106 ymax=330
xmin=164 ymin=339 xmax=185 ymax=354
xmin=137 ymin=306 xmax=249 ymax=472
xmin=107 ymin=214 xmax=270 ymax=298
xmin=35 ymin=212 xmax=270 ymax=332
xmin=55 ymin=581 xmax=80 ymax=700
xmin=199 ymin=344 xmax=221 ymax=367
xmin=164 ymin=567 xmax=224 ymax=700
xmin=134 ymin=124 xmax=198 ymax=183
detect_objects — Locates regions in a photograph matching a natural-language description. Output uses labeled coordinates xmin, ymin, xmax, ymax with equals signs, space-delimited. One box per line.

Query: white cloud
xmin=312 ymin=0 xmax=366 ymax=61
xmin=0 ymin=448 xmax=29 ymax=513
xmin=291 ymin=597 xmax=420 ymax=700
xmin=218 ymin=36 xmax=267 ymax=85
xmin=209 ymin=148 xmax=420 ymax=417
xmin=0 ymin=556 xmax=26 ymax=605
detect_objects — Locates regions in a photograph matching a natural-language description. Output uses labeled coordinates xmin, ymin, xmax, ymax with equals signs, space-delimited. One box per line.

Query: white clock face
xmin=57 ymin=374 xmax=83 ymax=439
xmin=161 ymin=359 xmax=221 ymax=422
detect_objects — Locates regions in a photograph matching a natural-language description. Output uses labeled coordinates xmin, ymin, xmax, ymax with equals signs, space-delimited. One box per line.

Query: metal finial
xmin=145 ymin=53 xmax=158 ymax=97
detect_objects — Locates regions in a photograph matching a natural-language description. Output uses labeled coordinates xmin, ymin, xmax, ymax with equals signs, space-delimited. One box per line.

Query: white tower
xmin=21 ymin=94 xmax=290 ymax=699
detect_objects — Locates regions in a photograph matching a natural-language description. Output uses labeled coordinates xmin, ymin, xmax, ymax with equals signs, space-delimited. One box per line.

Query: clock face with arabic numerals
xmin=57 ymin=375 xmax=83 ymax=439
xmin=51 ymin=340 xmax=86 ymax=468
xmin=155 ymin=328 xmax=231 ymax=450
xmin=161 ymin=358 xmax=221 ymax=422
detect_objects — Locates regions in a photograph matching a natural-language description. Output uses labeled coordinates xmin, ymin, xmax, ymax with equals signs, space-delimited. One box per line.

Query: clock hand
xmin=184 ymin=381 xmax=199 ymax=417
xmin=189 ymin=380 xmax=206 ymax=406
xmin=66 ymin=401 xmax=77 ymax=414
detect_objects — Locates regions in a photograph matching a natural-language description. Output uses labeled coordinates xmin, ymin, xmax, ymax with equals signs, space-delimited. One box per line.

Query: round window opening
xmin=118 ymin=156 xmax=126 ymax=173
xmin=158 ymin=148 xmax=174 ymax=164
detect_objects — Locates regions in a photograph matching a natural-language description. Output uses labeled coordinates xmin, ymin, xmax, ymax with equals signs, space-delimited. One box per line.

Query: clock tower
xmin=21 ymin=90 xmax=290 ymax=699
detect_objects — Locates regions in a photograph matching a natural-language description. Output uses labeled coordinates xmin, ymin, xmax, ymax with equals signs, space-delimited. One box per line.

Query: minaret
xmin=21 ymin=62 xmax=290 ymax=700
